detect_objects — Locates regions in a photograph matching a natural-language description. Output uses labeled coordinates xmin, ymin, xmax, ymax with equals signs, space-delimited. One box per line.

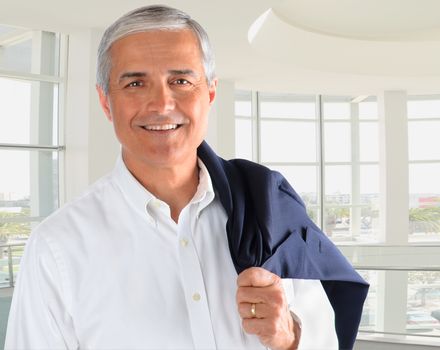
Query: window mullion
xmin=351 ymin=102 xmax=361 ymax=239
xmin=317 ymin=95 xmax=324 ymax=230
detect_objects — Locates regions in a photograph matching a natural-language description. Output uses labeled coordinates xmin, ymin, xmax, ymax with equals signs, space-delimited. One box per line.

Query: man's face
xmin=98 ymin=30 xmax=217 ymax=171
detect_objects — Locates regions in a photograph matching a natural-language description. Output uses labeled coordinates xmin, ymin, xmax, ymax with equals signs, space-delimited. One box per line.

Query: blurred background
xmin=1 ymin=1 xmax=439 ymax=349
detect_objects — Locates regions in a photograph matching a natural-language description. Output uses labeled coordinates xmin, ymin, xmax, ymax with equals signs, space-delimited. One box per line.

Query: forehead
xmin=108 ymin=30 xmax=203 ymax=71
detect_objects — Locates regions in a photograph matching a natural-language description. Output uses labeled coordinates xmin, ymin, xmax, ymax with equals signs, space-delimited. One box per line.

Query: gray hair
xmin=96 ymin=5 xmax=216 ymax=94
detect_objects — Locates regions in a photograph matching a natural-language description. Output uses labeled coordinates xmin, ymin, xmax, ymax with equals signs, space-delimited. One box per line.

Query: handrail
xmin=0 ymin=242 xmax=25 ymax=288
xmin=0 ymin=242 xmax=26 ymax=248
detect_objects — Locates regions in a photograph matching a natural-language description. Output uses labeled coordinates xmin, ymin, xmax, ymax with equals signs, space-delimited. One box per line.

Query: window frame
xmin=0 ymin=27 xmax=67 ymax=240
xmin=234 ymin=90 xmax=440 ymax=345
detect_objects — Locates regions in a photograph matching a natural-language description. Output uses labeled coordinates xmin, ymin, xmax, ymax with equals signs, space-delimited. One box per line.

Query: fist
xmin=236 ymin=267 xmax=299 ymax=350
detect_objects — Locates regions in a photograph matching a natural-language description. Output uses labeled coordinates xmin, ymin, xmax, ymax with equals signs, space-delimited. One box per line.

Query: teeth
xmin=143 ymin=124 xmax=178 ymax=131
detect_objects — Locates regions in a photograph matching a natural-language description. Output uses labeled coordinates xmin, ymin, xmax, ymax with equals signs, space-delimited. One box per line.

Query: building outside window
xmin=0 ymin=24 xmax=66 ymax=288
xmin=407 ymin=96 xmax=440 ymax=243
xmin=235 ymin=90 xmax=440 ymax=345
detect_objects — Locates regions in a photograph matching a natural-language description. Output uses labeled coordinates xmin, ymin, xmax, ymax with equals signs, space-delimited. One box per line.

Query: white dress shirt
xmin=5 ymin=156 xmax=337 ymax=349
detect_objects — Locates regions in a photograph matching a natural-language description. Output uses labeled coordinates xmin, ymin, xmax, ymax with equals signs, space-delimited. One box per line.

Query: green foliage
xmin=0 ymin=208 xmax=31 ymax=242
xmin=325 ymin=206 xmax=350 ymax=224
xmin=409 ymin=207 xmax=440 ymax=233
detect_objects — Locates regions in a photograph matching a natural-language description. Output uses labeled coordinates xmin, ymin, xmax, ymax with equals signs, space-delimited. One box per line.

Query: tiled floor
xmin=0 ymin=287 xmax=13 ymax=298
xmin=0 ymin=288 xmax=13 ymax=349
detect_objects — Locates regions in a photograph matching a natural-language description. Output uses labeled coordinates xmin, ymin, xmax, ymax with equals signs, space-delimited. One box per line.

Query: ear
xmin=208 ymin=78 xmax=218 ymax=106
xmin=96 ymin=85 xmax=113 ymax=122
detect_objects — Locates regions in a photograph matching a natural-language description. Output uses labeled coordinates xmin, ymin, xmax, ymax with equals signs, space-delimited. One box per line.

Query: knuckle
xmin=236 ymin=288 xmax=244 ymax=302
xmin=271 ymin=290 xmax=285 ymax=306
xmin=238 ymin=303 xmax=247 ymax=316
xmin=272 ymin=305 xmax=283 ymax=319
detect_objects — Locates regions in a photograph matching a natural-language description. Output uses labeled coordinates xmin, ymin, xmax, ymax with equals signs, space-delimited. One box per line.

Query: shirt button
xmin=180 ymin=238 xmax=188 ymax=247
xmin=152 ymin=200 xmax=161 ymax=208
xmin=192 ymin=293 xmax=201 ymax=301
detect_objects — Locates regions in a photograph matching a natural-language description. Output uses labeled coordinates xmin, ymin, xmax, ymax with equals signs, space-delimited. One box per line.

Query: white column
xmin=87 ymin=29 xmax=120 ymax=184
xmin=212 ymin=79 xmax=235 ymax=159
xmin=376 ymin=270 xmax=408 ymax=333
xmin=378 ymin=90 xmax=409 ymax=244
xmin=64 ymin=28 xmax=120 ymax=202
xmin=375 ymin=90 xmax=409 ymax=336
xmin=64 ymin=30 xmax=92 ymax=201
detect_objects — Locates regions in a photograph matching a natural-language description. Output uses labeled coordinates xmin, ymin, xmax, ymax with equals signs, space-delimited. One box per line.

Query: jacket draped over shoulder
xmin=197 ymin=141 xmax=369 ymax=350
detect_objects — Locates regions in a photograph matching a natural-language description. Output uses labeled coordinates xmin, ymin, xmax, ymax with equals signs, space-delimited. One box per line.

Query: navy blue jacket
xmin=197 ymin=141 xmax=369 ymax=350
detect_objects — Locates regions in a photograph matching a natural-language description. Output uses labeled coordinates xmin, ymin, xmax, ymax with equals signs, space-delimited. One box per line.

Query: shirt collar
xmin=112 ymin=155 xmax=215 ymax=223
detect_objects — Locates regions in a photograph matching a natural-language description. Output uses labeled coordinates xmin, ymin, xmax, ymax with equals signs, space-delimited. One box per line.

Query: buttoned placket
xmin=176 ymin=203 xmax=217 ymax=349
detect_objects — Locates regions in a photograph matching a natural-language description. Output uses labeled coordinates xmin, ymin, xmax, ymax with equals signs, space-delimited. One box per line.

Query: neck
xmin=123 ymin=153 xmax=199 ymax=223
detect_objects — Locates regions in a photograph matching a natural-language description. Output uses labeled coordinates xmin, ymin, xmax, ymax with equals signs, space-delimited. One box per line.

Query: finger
xmin=241 ymin=317 xmax=281 ymax=339
xmin=236 ymin=283 xmax=285 ymax=305
xmin=241 ymin=317 xmax=265 ymax=336
xmin=236 ymin=285 xmax=271 ymax=304
xmin=237 ymin=267 xmax=280 ymax=287
xmin=237 ymin=302 xmax=274 ymax=319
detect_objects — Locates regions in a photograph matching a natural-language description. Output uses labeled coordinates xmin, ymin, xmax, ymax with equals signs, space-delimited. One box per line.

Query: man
xmin=6 ymin=5 xmax=367 ymax=349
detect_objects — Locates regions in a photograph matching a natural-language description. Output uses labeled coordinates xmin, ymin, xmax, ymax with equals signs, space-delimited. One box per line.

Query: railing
xmin=0 ymin=243 xmax=26 ymax=288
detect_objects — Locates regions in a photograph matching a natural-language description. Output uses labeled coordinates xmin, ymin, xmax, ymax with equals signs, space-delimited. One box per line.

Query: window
xmin=408 ymin=96 xmax=440 ymax=243
xmin=0 ymin=25 xmax=66 ymax=287
xmin=235 ymin=90 xmax=440 ymax=345
xmin=235 ymin=92 xmax=380 ymax=242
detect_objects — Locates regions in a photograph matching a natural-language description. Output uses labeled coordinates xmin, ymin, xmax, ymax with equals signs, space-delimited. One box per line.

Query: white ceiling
xmin=1 ymin=0 xmax=440 ymax=95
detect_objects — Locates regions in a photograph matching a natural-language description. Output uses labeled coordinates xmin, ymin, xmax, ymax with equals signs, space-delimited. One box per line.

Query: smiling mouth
xmin=142 ymin=124 xmax=182 ymax=131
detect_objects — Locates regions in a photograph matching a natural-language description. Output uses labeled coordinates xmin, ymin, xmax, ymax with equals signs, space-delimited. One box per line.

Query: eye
xmin=126 ymin=81 xmax=143 ymax=88
xmin=172 ymin=78 xmax=191 ymax=86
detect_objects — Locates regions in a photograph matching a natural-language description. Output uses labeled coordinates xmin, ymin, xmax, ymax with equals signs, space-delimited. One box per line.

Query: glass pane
xmin=359 ymin=269 xmax=440 ymax=340
xmin=359 ymin=101 xmax=378 ymax=120
xmin=360 ymin=122 xmax=379 ymax=162
xmin=235 ymin=119 xmax=252 ymax=160
xmin=235 ymin=90 xmax=252 ymax=117
xmin=259 ymin=93 xmax=316 ymax=119
xmin=408 ymin=99 xmax=440 ymax=119
xmin=0 ymin=149 xmax=59 ymax=244
xmin=260 ymin=121 xmax=317 ymax=162
xmin=408 ymin=121 xmax=440 ymax=161
xmin=0 ymin=243 xmax=25 ymax=288
xmin=324 ymin=122 xmax=351 ymax=162
xmin=324 ymin=165 xmax=351 ymax=239
xmin=267 ymin=165 xmax=319 ymax=225
xmin=407 ymin=271 xmax=440 ymax=336
xmin=359 ymin=165 xmax=380 ymax=242
xmin=0 ymin=26 xmax=60 ymax=75
xmin=358 ymin=270 xmax=378 ymax=332
xmin=409 ymin=163 xmax=440 ymax=242
xmin=323 ymin=97 xmax=351 ymax=120
xmin=0 ymin=77 xmax=59 ymax=145
xmin=325 ymin=165 xmax=352 ymax=201
xmin=268 ymin=165 xmax=318 ymax=202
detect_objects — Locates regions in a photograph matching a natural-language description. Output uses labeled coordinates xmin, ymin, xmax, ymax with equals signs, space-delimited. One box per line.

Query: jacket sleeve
xmin=5 ymin=230 xmax=79 ymax=349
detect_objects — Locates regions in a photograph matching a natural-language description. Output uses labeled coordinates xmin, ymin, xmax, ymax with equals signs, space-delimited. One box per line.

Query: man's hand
xmin=236 ymin=267 xmax=300 ymax=350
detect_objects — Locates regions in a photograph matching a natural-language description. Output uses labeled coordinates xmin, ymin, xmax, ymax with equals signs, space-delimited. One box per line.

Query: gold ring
xmin=250 ymin=303 xmax=256 ymax=318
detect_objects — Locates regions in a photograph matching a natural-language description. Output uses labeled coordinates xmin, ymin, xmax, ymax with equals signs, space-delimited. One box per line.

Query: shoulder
xmin=33 ymin=172 xmax=119 ymax=241
xmin=225 ymin=158 xmax=285 ymax=184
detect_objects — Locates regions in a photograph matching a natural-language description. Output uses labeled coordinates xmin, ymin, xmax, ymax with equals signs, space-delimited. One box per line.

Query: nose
xmin=145 ymin=81 xmax=175 ymax=114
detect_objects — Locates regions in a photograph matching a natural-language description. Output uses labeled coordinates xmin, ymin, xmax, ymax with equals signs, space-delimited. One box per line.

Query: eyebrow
xmin=118 ymin=71 xmax=146 ymax=83
xmin=118 ymin=69 xmax=200 ymax=83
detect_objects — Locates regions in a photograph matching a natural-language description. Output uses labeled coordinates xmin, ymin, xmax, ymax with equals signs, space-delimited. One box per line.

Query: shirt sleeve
xmin=5 ymin=231 xmax=79 ymax=349
xmin=282 ymin=278 xmax=338 ymax=350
